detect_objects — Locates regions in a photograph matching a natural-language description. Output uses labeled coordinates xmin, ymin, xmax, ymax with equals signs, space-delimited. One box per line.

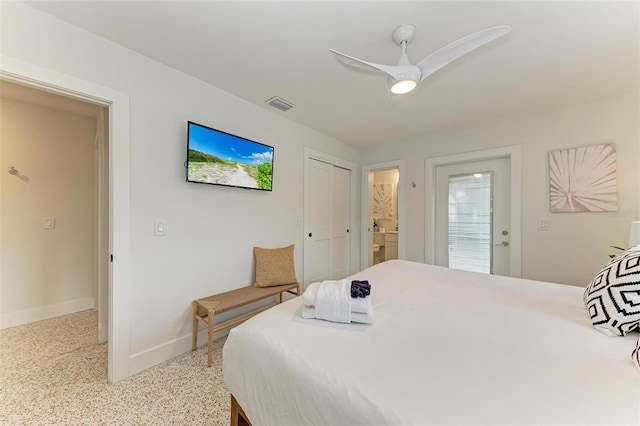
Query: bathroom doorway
xmin=361 ymin=161 xmax=405 ymax=269
xmin=1 ymin=57 xmax=132 ymax=382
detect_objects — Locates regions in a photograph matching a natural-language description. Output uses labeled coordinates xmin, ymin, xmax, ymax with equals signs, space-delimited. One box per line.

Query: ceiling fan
xmin=330 ymin=24 xmax=511 ymax=95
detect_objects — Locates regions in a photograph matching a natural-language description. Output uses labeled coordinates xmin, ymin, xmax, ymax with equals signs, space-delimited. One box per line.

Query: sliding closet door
xmin=332 ymin=166 xmax=350 ymax=279
xmin=304 ymin=158 xmax=332 ymax=286
xmin=303 ymin=158 xmax=351 ymax=288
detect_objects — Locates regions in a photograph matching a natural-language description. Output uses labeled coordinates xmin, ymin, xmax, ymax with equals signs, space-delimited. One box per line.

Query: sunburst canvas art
xmin=373 ymin=183 xmax=394 ymax=219
xmin=549 ymin=143 xmax=617 ymax=212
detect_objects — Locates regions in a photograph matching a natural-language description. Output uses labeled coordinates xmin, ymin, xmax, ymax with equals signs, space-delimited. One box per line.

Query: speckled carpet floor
xmin=0 ymin=310 xmax=230 ymax=425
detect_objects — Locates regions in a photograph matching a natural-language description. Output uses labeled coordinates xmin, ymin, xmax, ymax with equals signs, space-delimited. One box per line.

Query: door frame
xmin=303 ymin=148 xmax=356 ymax=289
xmin=425 ymin=145 xmax=522 ymax=277
xmin=1 ymin=55 xmax=131 ymax=382
xmin=361 ymin=160 xmax=406 ymax=270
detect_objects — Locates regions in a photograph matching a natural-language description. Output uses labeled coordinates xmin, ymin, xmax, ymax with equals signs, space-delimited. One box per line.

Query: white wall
xmin=0 ymin=2 xmax=359 ymax=374
xmin=0 ymin=97 xmax=97 ymax=327
xmin=362 ymin=94 xmax=640 ymax=287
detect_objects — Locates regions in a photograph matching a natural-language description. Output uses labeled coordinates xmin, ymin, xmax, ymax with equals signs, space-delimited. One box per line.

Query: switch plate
xmin=538 ymin=219 xmax=549 ymax=231
xmin=154 ymin=219 xmax=167 ymax=236
xmin=43 ymin=217 xmax=55 ymax=229
xmin=294 ymin=218 xmax=302 ymax=229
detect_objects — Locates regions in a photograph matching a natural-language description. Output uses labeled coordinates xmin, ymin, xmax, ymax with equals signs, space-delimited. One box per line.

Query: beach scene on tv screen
xmin=188 ymin=125 xmax=273 ymax=190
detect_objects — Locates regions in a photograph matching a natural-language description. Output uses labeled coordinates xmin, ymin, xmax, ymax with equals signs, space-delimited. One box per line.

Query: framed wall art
xmin=373 ymin=183 xmax=395 ymax=219
xmin=548 ymin=143 xmax=617 ymax=212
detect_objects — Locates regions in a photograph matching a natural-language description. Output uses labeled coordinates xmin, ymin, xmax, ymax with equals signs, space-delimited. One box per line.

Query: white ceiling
xmin=25 ymin=1 xmax=640 ymax=147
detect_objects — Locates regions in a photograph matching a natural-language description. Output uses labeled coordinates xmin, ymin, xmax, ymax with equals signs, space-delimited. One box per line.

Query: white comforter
xmin=223 ymin=260 xmax=640 ymax=425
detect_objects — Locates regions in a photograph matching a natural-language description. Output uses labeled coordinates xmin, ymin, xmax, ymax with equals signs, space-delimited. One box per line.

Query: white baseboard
xmin=128 ymin=326 xmax=231 ymax=376
xmin=0 ymin=297 xmax=95 ymax=329
xmin=128 ymin=301 xmax=278 ymax=376
xmin=98 ymin=323 xmax=108 ymax=343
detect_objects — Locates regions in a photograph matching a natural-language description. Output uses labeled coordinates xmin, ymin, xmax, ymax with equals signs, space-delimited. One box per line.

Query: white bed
xmin=223 ymin=260 xmax=640 ymax=425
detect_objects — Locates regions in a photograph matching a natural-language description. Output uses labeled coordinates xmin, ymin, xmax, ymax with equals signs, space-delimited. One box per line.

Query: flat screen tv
xmin=186 ymin=121 xmax=274 ymax=191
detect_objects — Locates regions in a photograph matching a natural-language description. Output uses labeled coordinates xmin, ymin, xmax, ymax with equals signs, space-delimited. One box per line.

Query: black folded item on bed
xmin=351 ymin=280 xmax=371 ymax=298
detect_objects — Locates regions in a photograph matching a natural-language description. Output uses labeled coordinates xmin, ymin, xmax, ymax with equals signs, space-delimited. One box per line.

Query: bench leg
xmin=192 ymin=302 xmax=198 ymax=351
xmin=279 ymin=285 xmax=299 ymax=304
xmin=208 ymin=308 xmax=215 ymax=367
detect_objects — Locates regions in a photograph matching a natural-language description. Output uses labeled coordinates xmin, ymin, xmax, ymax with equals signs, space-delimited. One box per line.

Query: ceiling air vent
xmin=265 ymin=96 xmax=294 ymax=112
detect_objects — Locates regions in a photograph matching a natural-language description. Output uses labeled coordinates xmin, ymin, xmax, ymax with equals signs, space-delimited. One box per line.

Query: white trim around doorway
xmin=424 ymin=145 xmax=522 ymax=278
xmin=361 ymin=160 xmax=406 ymax=270
xmin=1 ymin=55 xmax=131 ymax=382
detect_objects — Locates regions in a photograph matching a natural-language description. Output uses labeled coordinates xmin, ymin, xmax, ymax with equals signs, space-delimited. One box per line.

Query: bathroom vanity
xmin=373 ymin=231 xmax=398 ymax=262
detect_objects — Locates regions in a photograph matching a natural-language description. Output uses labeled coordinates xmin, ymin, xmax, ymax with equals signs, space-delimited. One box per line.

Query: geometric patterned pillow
xmin=633 ymin=336 xmax=640 ymax=369
xmin=583 ymin=245 xmax=640 ymax=337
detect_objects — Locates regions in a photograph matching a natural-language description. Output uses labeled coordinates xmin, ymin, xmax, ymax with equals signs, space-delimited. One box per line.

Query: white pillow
xmin=632 ymin=336 xmax=640 ymax=369
xmin=583 ymin=245 xmax=640 ymax=337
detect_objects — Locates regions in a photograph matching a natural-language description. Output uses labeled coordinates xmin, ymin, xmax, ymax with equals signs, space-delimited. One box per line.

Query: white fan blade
xmin=330 ymin=49 xmax=403 ymax=79
xmin=417 ymin=26 xmax=511 ymax=82
xmin=330 ymin=49 xmax=422 ymax=83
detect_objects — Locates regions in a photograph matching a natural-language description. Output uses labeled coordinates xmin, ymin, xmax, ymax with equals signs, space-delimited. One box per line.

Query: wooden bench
xmin=192 ymin=282 xmax=300 ymax=367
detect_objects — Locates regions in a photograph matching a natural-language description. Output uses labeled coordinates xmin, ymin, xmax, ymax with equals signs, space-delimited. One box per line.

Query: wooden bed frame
xmin=230 ymin=395 xmax=252 ymax=426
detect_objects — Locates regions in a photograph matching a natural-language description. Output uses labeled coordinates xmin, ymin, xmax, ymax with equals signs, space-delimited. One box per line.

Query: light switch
xmin=538 ymin=219 xmax=549 ymax=231
xmin=43 ymin=217 xmax=55 ymax=229
xmin=154 ymin=219 xmax=167 ymax=236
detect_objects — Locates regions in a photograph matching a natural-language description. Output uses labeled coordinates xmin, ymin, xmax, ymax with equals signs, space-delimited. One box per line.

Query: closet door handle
xmin=308 ymin=233 xmax=312 ymax=237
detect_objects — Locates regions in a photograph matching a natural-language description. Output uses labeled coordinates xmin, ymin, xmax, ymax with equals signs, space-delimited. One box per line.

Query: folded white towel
xmin=350 ymin=296 xmax=371 ymax=315
xmin=301 ymin=279 xmax=374 ymax=324
xmin=302 ymin=281 xmax=322 ymax=307
xmin=302 ymin=306 xmax=373 ymax=325
xmin=304 ymin=280 xmax=371 ymax=314
xmin=315 ymin=279 xmax=351 ymax=323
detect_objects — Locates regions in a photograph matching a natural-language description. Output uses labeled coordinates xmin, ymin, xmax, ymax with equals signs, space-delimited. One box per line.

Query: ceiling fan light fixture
xmin=331 ymin=24 xmax=511 ymax=96
xmin=390 ymin=79 xmax=417 ymax=94
xmin=387 ymin=67 xmax=420 ymax=94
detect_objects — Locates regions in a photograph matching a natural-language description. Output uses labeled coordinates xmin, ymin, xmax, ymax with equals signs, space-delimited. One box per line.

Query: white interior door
xmin=96 ymin=109 xmax=109 ymax=344
xmin=332 ymin=166 xmax=350 ymax=279
xmin=304 ymin=158 xmax=332 ymax=286
xmin=365 ymin=171 xmax=374 ymax=267
xmin=435 ymin=158 xmax=511 ymax=276
xmin=303 ymin=158 xmax=351 ymax=288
